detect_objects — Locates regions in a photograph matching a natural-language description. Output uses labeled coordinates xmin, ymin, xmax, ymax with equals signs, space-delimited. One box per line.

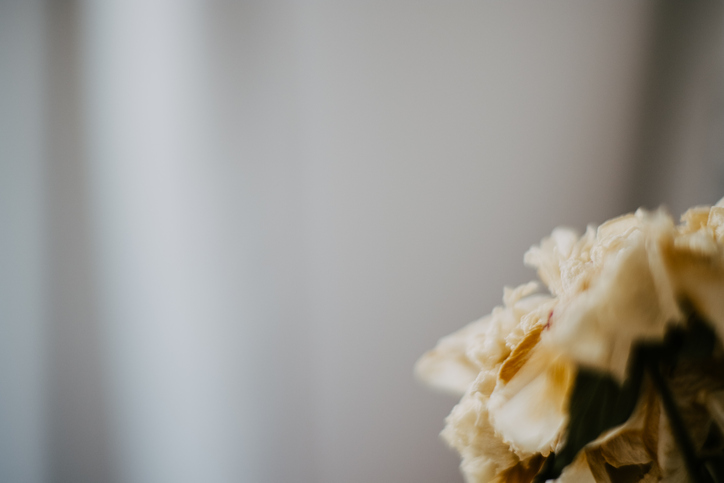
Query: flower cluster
xmin=416 ymin=199 xmax=724 ymax=483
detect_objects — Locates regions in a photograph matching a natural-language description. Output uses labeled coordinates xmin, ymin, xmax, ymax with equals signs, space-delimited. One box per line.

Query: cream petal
xmin=443 ymin=377 xmax=519 ymax=483
xmin=680 ymin=205 xmax=711 ymax=234
xmin=664 ymin=242 xmax=724 ymax=343
xmin=708 ymin=206 xmax=724 ymax=242
xmin=583 ymin=384 xmax=661 ymax=482
xmin=418 ymin=197 xmax=724 ymax=483
xmin=416 ymin=285 xmax=552 ymax=395
xmin=488 ymin=346 xmax=573 ymax=455
xmin=525 ymin=228 xmax=580 ymax=297
xmin=555 ymin=453 xmax=597 ymax=483
xmin=415 ymin=315 xmax=492 ymax=395
xmin=674 ymin=230 xmax=718 ymax=256
xmin=552 ymin=228 xmax=680 ymax=380
xmin=503 ymin=281 xmax=540 ymax=307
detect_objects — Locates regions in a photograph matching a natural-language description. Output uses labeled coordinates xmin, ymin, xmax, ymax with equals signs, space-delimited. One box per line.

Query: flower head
xmin=417 ymin=198 xmax=724 ymax=483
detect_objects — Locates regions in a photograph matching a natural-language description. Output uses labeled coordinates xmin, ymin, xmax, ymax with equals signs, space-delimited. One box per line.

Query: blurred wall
xmin=0 ymin=1 xmax=48 ymax=482
xmin=627 ymin=1 xmax=724 ymax=214
xmin=1 ymin=1 xmax=724 ymax=483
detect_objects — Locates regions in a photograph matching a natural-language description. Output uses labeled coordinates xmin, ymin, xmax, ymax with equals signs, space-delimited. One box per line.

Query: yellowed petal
xmin=674 ymin=230 xmax=718 ymax=257
xmin=590 ymin=213 xmax=639 ymax=267
xmin=708 ymin=206 xmax=724 ymax=243
xmin=551 ymin=220 xmax=681 ymax=380
xmin=416 ymin=285 xmax=552 ymax=395
xmin=415 ymin=316 xmax=492 ymax=396
xmin=498 ymin=325 xmax=544 ymax=384
xmin=664 ymin=244 xmax=724 ymax=343
xmin=503 ymin=281 xmax=540 ymax=307
xmin=491 ymin=454 xmax=546 ymax=483
xmin=555 ymin=452 xmax=597 ymax=483
xmin=443 ymin=376 xmax=518 ymax=483
xmin=584 ymin=384 xmax=661 ymax=482
xmin=524 ymin=228 xmax=580 ymax=297
xmin=418 ymin=197 xmax=724 ymax=483
xmin=488 ymin=345 xmax=574 ymax=455
xmin=679 ymin=206 xmax=711 ymax=234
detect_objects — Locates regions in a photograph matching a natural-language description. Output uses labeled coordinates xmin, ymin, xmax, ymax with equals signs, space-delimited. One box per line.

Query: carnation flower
xmin=417 ymin=198 xmax=724 ymax=483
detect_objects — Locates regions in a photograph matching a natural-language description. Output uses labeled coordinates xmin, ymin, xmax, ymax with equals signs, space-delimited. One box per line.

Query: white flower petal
xmin=552 ymin=216 xmax=681 ymax=380
xmin=415 ymin=316 xmax=492 ymax=396
xmin=418 ymin=197 xmax=724 ymax=483
xmin=488 ymin=347 xmax=573 ymax=455
xmin=443 ymin=376 xmax=518 ymax=483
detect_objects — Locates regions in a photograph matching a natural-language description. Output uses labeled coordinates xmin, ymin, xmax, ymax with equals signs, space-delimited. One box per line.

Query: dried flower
xmin=417 ymin=198 xmax=724 ymax=483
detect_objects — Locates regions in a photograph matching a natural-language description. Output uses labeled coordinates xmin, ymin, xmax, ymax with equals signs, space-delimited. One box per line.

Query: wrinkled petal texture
xmin=417 ymin=197 xmax=724 ymax=483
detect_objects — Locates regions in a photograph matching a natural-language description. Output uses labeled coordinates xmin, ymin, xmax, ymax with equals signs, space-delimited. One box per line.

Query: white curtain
xmin=2 ymin=1 xmax=723 ymax=482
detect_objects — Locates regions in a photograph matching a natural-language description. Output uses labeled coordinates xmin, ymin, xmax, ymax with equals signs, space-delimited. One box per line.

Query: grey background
xmin=2 ymin=1 xmax=724 ymax=482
